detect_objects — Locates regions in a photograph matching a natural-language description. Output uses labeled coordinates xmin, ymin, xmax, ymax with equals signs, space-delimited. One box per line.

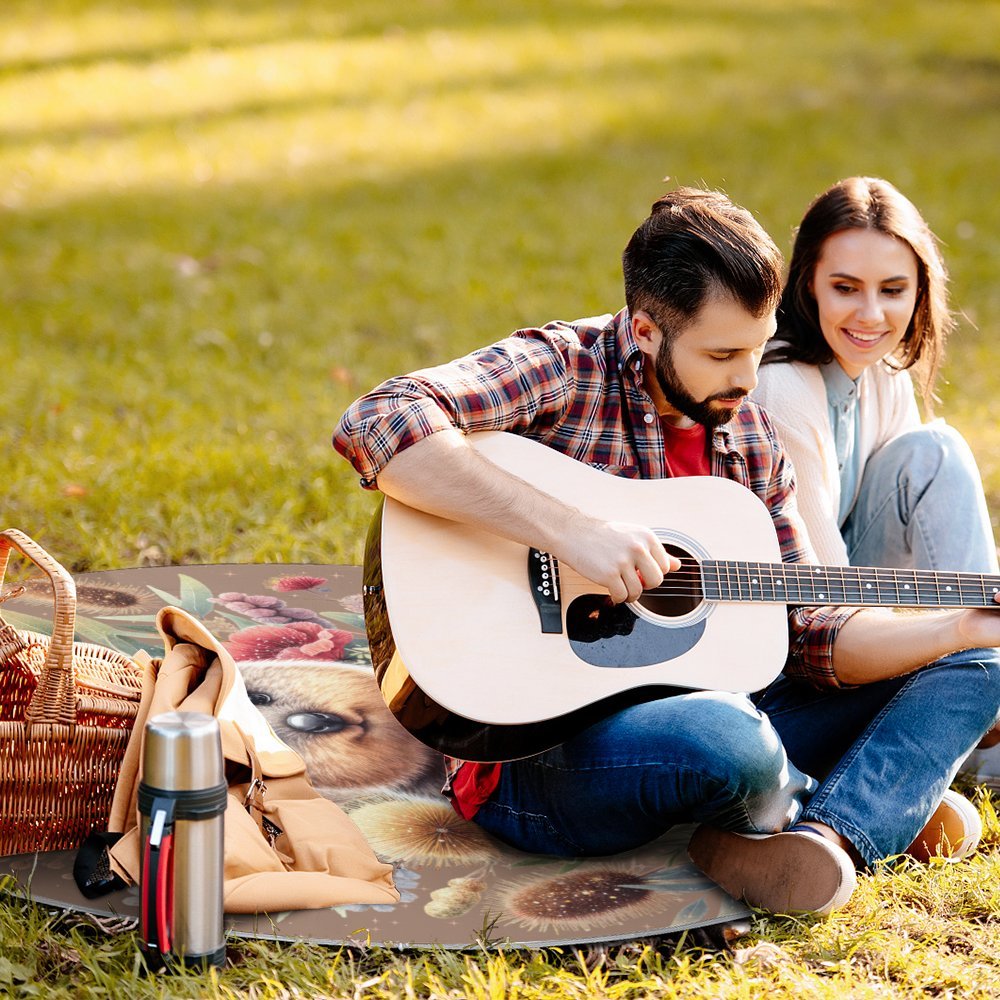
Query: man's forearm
xmin=832 ymin=607 xmax=989 ymax=684
xmin=375 ymin=428 xmax=578 ymax=555
xmin=375 ymin=429 xmax=677 ymax=604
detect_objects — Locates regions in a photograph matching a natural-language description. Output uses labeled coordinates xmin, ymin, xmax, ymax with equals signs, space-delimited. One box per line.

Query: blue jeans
xmin=473 ymin=691 xmax=815 ymax=857
xmin=474 ymin=649 xmax=1000 ymax=868
xmin=756 ymin=647 xmax=1000 ymax=865
xmin=841 ymin=422 xmax=1000 ymax=784
xmin=843 ymin=423 xmax=999 ymax=574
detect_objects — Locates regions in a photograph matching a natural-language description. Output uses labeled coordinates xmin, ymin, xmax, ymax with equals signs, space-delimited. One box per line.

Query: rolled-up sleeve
xmin=333 ymin=389 xmax=458 ymax=488
xmin=785 ymin=605 xmax=858 ymax=687
xmin=333 ymin=332 xmax=573 ymax=488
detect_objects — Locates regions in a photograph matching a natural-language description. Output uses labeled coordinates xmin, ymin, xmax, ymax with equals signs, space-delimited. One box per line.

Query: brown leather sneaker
xmin=688 ymin=826 xmax=857 ymax=915
xmin=906 ymin=789 xmax=982 ymax=862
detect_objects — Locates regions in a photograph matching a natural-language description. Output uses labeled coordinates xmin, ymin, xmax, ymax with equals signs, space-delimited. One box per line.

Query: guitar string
xmin=648 ymin=571 xmax=999 ymax=598
xmin=556 ymin=583 xmax=999 ymax=601
xmin=554 ymin=565 xmax=1000 ymax=605
xmin=545 ymin=559 xmax=1000 ymax=587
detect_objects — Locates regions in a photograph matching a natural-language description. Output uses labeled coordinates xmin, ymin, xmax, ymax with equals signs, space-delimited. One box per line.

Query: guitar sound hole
xmin=636 ymin=543 xmax=703 ymax=618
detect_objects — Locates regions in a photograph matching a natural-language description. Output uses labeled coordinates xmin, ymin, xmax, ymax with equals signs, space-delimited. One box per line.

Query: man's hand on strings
xmin=556 ymin=517 xmax=681 ymax=604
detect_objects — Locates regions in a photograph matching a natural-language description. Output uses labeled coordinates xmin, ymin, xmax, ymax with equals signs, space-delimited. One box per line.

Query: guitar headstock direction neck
xmin=701 ymin=560 xmax=1000 ymax=610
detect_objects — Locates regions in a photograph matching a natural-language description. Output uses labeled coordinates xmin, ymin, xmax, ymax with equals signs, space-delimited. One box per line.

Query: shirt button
xmin=643 ymin=413 xmax=655 ymax=424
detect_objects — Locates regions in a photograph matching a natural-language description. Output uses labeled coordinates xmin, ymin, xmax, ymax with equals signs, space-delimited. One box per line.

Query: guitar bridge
xmin=528 ymin=549 xmax=563 ymax=633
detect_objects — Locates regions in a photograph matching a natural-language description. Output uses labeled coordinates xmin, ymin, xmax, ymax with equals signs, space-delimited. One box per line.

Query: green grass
xmin=4 ymin=792 xmax=1000 ymax=997
xmin=4 ymin=0 xmax=1000 ymax=570
xmin=3 ymin=0 xmax=1000 ymax=995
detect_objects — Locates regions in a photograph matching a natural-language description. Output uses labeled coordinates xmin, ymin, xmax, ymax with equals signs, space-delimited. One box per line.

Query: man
xmin=333 ymin=188 xmax=1000 ymax=915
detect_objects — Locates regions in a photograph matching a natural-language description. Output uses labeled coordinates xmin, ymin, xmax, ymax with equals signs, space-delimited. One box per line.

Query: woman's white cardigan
xmin=752 ymin=359 xmax=921 ymax=566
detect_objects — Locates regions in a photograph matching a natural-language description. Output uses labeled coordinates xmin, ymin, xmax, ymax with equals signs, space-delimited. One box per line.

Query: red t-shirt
xmin=660 ymin=419 xmax=710 ymax=477
xmin=447 ymin=421 xmax=710 ymax=819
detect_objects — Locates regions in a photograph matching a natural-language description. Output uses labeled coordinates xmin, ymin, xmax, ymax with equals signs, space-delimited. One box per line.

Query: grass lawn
xmin=3 ymin=1 xmax=1000 ymax=995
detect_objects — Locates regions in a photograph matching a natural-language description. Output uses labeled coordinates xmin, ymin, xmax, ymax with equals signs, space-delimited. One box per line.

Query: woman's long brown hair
xmin=764 ymin=177 xmax=953 ymax=411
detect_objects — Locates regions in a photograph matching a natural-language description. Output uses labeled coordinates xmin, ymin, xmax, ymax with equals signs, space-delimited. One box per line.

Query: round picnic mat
xmin=0 ymin=563 xmax=748 ymax=949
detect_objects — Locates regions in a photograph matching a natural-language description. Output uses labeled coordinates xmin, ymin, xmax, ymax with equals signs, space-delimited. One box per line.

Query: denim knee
xmin=856 ymin=422 xmax=998 ymax=572
xmin=933 ymin=647 xmax=1000 ymax=734
xmin=875 ymin=422 xmax=978 ymax=496
xmin=672 ymin=691 xmax=791 ymax=796
xmin=669 ymin=692 xmax=813 ymax=832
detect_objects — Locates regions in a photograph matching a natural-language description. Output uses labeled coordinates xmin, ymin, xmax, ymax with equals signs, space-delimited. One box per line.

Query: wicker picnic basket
xmin=0 ymin=528 xmax=144 ymax=856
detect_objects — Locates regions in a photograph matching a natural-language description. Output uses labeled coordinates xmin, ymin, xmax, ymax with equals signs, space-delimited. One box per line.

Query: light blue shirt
xmin=820 ymin=361 xmax=864 ymax=527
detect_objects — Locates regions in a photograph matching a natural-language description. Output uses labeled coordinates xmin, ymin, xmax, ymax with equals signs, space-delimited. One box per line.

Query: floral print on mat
xmin=267 ymin=575 xmax=328 ymax=592
xmin=225 ymin=621 xmax=357 ymax=662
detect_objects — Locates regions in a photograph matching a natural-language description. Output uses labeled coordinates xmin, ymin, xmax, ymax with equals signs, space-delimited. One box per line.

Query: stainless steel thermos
xmin=139 ymin=711 xmax=227 ymax=970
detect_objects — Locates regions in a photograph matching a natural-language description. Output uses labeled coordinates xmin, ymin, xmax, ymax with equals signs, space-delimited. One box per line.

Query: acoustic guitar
xmin=361 ymin=431 xmax=1000 ymax=762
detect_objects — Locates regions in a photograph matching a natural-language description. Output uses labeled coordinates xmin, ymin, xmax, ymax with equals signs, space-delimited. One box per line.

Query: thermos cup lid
xmin=142 ymin=711 xmax=225 ymax=791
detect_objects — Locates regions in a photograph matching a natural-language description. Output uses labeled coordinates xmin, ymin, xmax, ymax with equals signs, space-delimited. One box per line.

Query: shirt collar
xmin=711 ymin=423 xmax=734 ymax=455
xmin=616 ymin=308 xmax=645 ymax=379
xmin=820 ymin=359 xmax=860 ymax=406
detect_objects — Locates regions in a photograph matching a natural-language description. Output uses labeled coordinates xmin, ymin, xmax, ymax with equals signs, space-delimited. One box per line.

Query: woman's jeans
xmin=842 ymin=422 xmax=999 ymax=574
xmin=856 ymin=422 xmax=1000 ymax=785
xmin=475 ymin=649 xmax=1000 ymax=868
xmin=474 ymin=425 xmax=1000 ymax=867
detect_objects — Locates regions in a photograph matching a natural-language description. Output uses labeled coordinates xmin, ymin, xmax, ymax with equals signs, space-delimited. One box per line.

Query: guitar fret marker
xmin=680 ymin=564 xmax=1000 ymax=609
xmin=695 ymin=563 xmax=1000 ymax=610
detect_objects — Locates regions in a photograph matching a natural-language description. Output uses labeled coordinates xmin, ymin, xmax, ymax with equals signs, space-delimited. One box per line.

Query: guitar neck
xmin=702 ymin=561 xmax=1000 ymax=609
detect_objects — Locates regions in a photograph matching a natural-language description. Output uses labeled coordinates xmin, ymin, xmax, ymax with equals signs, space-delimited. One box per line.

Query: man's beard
xmin=654 ymin=339 xmax=748 ymax=429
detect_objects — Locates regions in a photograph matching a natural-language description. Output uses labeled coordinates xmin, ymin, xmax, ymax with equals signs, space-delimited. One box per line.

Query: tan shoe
xmin=688 ymin=826 xmax=857 ymax=915
xmin=906 ymin=789 xmax=982 ymax=862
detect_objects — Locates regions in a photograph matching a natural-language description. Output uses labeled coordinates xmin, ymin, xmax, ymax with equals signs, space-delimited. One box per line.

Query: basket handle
xmin=0 ymin=528 xmax=78 ymax=728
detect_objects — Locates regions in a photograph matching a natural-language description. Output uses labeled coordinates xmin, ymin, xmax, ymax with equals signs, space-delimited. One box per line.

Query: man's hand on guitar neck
xmin=375 ymin=428 xmax=679 ymax=605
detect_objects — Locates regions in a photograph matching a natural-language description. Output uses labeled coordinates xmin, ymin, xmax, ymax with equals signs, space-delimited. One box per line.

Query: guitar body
xmin=363 ymin=432 xmax=789 ymax=761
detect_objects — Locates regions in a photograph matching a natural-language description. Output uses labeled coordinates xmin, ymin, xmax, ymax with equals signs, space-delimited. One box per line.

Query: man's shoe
xmin=906 ymin=789 xmax=982 ymax=862
xmin=688 ymin=826 xmax=857 ymax=915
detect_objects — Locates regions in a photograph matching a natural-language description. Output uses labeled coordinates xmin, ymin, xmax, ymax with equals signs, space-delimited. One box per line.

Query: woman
xmin=753 ymin=176 xmax=1000 ymax=858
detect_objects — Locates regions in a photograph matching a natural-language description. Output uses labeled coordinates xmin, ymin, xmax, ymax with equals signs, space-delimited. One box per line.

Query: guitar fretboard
xmin=701 ymin=561 xmax=1000 ymax=609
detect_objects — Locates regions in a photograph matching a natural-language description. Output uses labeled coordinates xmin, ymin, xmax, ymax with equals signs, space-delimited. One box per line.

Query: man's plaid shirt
xmin=334 ymin=309 xmax=859 ymax=806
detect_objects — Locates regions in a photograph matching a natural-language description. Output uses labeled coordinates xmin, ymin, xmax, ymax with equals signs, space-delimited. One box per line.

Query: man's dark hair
xmin=622 ymin=187 xmax=783 ymax=340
